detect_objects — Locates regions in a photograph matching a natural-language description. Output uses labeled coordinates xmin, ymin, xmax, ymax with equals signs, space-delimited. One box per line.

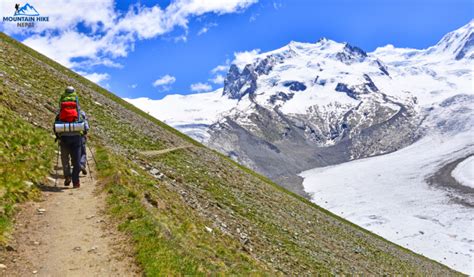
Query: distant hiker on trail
xmin=53 ymin=86 xmax=89 ymax=188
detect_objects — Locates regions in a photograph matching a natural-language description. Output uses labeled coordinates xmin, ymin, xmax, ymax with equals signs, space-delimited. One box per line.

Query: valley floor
xmin=300 ymin=133 xmax=474 ymax=275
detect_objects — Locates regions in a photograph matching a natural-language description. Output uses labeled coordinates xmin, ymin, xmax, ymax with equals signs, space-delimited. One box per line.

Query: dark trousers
xmin=60 ymin=135 xmax=82 ymax=184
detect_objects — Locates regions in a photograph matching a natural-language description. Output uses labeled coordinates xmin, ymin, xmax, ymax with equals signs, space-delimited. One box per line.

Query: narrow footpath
xmin=1 ymin=148 xmax=140 ymax=276
xmin=139 ymin=145 xmax=192 ymax=157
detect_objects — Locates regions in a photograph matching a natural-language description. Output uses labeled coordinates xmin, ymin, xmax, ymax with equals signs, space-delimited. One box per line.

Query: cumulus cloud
xmin=233 ymin=49 xmax=261 ymax=69
xmin=153 ymin=75 xmax=176 ymax=91
xmin=23 ymin=31 xmax=107 ymax=67
xmin=211 ymin=64 xmax=230 ymax=73
xmin=167 ymin=0 xmax=258 ymax=18
xmin=197 ymin=22 xmax=218 ymax=35
xmin=79 ymin=72 xmax=110 ymax=84
xmin=190 ymin=82 xmax=212 ymax=92
xmin=209 ymin=74 xmax=225 ymax=85
xmin=0 ymin=0 xmax=258 ymax=71
xmin=197 ymin=27 xmax=210 ymax=35
xmin=153 ymin=75 xmax=176 ymax=86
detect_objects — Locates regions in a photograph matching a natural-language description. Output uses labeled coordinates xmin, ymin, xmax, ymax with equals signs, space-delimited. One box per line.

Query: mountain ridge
xmin=127 ymin=21 xmax=472 ymax=193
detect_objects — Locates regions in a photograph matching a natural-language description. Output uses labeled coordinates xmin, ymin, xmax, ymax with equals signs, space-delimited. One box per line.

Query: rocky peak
xmin=223 ymin=53 xmax=282 ymax=100
xmin=255 ymin=56 xmax=276 ymax=75
xmin=223 ymin=64 xmax=258 ymax=100
xmin=336 ymin=43 xmax=367 ymax=64
xmin=344 ymin=43 xmax=368 ymax=58
xmin=335 ymin=74 xmax=379 ymax=100
xmin=316 ymin=37 xmax=328 ymax=43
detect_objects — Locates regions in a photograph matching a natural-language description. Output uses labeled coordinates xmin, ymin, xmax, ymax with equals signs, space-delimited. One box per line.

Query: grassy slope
xmin=0 ymin=32 xmax=462 ymax=275
xmin=0 ymin=106 xmax=55 ymax=241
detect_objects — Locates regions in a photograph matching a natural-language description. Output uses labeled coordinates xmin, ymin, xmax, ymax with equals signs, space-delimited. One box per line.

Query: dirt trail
xmin=1 ymin=147 xmax=140 ymax=276
xmin=139 ymin=145 xmax=192 ymax=157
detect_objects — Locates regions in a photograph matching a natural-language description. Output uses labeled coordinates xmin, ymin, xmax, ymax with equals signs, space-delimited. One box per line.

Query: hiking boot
xmin=73 ymin=182 xmax=80 ymax=189
xmin=64 ymin=176 xmax=72 ymax=186
xmin=81 ymin=167 xmax=87 ymax=175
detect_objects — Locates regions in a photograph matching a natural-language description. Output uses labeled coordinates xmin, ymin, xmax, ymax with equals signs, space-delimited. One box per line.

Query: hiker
xmin=54 ymin=86 xmax=88 ymax=188
xmin=79 ymin=110 xmax=90 ymax=175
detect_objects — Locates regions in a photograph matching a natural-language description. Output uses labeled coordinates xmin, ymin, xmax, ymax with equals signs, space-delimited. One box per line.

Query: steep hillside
xmin=0 ymin=33 xmax=462 ymax=275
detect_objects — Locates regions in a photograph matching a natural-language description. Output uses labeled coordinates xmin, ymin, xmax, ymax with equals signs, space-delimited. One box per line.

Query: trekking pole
xmin=80 ymin=136 xmax=93 ymax=182
xmin=86 ymin=144 xmax=98 ymax=167
xmin=85 ymin=143 xmax=98 ymax=183
xmin=85 ymin=151 xmax=93 ymax=182
xmin=55 ymin=143 xmax=60 ymax=187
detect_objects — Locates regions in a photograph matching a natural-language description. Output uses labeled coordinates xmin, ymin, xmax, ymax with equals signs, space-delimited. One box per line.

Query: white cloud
xmin=211 ymin=64 xmax=229 ymax=73
xmin=173 ymin=34 xmax=188 ymax=43
xmin=166 ymin=0 xmax=258 ymax=18
xmin=153 ymin=74 xmax=176 ymax=86
xmin=190 ymin=82 xmax=212 ymax=92
xmin=79 ymin=72 xmax=110 ymax=84
xmin=23 ymin=31 xmax=107 ymax=67
xmin=114 ymin=5 xmax=168 ymax=40
xmin=209 ymin=74 xmax=225 ymax=85
xmin=197 ymin=26 xmax=210 ymax=35
xmin=198 ymin=22 xmax=218 ymax=35
xmin=129 ymin=84 xmax=138 ymax=89
xmin=1 ymin=0 xmax=258 ymax=71
xmin=153 ymin=75 xmax=176 ymax=91
xmin=74 ymin=58 xmax=123 ymax=69
xmin=249 ymin=13 xmax=259 ymax=22
xmin=273 ymin=1 xmax=283 ymax=10
xmin=207 ymin=61 xmax=229 ymax=86
xmin=233 ymin=49 xmax=261 ymax=69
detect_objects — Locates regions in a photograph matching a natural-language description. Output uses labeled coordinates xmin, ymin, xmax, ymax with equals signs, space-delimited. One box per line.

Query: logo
xmin=14 ymin=3 xmax=40 ymax=16
xmin=3 ymin=2 xmax=49 ymax=28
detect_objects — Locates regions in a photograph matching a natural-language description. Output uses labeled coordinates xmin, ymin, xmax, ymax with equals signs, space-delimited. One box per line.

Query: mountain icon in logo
xmin=14 ymin=3 xmax=40 ymax=16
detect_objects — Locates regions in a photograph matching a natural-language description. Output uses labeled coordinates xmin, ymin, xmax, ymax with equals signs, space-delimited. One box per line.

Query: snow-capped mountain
xmin=126 ymin=20 xmax=473 ymax=273
xmin=127 ymin=21 xmax=472 ymax=194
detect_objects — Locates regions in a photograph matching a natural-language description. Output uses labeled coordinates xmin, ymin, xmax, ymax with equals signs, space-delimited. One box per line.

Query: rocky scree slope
xmin=0 ymin=32 xmax=462 ymax=275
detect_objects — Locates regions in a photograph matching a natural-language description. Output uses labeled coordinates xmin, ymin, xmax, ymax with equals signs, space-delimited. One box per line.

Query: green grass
xmin=149 ymin=148 xmax=443 ymax=274
xmin=94 ymin=145 xmax=268 ymax=275
xmin=0 ymin=105 xmax=55 ymax=242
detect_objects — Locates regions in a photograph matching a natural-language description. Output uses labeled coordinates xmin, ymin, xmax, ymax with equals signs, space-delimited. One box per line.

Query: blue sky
xmin=1 ymin=0 xmax=472 ymax=99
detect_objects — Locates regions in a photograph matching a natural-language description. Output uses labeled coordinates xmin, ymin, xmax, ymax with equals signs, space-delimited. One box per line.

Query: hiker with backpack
xmin=53 ymin=86 xmax=89 ymax=188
